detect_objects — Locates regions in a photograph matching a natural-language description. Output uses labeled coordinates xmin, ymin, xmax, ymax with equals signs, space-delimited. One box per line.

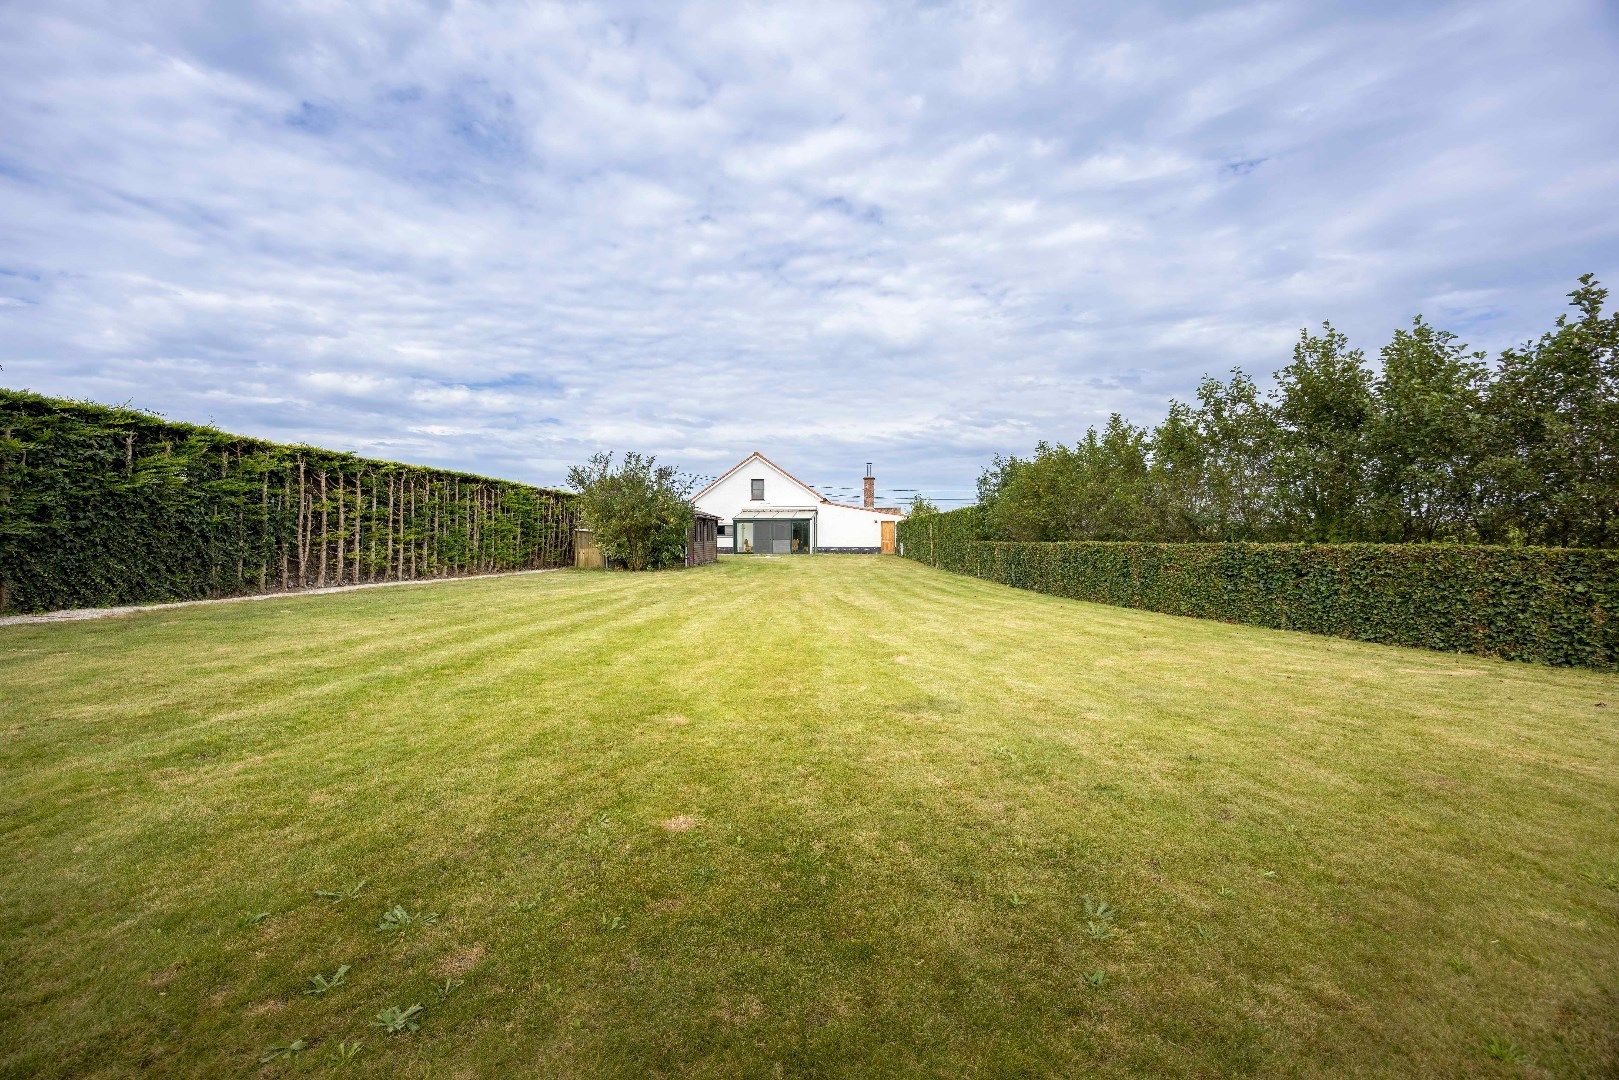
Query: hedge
xmin=899 ymin=507 xmax=1619 ymax=669
xmin=0 ymin=390 xmax=576 ymax=614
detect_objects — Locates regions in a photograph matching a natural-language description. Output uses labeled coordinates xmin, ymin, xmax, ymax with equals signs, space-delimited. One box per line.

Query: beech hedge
xmin=0 ymin=390 xmax=577 ymax=614
xmin=899 ymin=508 xmax=1619 ymax=669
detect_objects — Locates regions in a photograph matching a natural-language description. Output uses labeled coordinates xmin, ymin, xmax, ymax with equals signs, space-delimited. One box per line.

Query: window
xmin=750 ymin=478 xmax=764 ymax=500
xmin=717 ymin=523 xmax=730 ymax=536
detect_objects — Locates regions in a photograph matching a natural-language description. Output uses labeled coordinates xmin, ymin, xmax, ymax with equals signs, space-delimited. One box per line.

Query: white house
xmin=693 ymin=452 xmax=906 ymax=555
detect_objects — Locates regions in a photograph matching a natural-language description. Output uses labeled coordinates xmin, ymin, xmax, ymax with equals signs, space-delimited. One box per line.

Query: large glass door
xmin=734 ymin=518 xmax=813 ymax=553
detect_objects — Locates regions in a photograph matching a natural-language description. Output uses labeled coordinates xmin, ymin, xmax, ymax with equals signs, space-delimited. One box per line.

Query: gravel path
xmin=0 ymin=568 xmax=565 ymax=627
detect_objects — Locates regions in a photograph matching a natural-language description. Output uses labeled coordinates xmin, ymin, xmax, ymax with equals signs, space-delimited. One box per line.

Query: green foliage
xmin=315 ymin=879 xmax=367 ymax=903
xmin=376 ymin=905 xmax=437 ymax=932
xmin=303 ymin=965 xmax=349 ymax=996
xmin=899 ymin=507 xmax=1619 ymax=669
xmin=976 ymin=276 xmax=1618 ymax=548
xmin=257 ymin=1038 xmax=308 ymax=1062
xmin=371 ymin=1004 xmax=423 ymax=1034
xmin=0 ymin=390 xmax=576 ymax=613
xmin=566 ymin=451 xmax=695 ymax=571
xmin=906 ymin=494 xmax=941 ymax=516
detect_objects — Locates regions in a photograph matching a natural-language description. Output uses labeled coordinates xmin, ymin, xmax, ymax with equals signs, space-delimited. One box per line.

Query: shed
xmin=686 ymin=511 xmax=720 ymax=567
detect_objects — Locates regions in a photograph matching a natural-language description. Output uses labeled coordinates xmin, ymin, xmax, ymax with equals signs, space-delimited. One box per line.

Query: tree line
xmin=974 ymin=275 xmax=1617 ymax=548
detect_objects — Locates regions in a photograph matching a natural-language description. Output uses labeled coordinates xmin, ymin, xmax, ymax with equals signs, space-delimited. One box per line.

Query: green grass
xmin=2 ymin=556 xmax=1616 ymax=1077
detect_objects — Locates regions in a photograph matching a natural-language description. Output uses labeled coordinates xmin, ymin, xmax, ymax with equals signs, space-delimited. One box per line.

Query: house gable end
xmin=694 ymin=451 xmax=827 ymax=505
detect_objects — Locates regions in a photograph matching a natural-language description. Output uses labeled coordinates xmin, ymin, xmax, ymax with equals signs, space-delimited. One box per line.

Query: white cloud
xmin=1 ymin=0 xmax=1616 ymax=500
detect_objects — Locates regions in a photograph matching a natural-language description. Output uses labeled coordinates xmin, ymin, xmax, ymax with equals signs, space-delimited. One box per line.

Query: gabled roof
xmin=693 ymin=450 xmax=907 ymax=517
xmin=693 ymin=450 xmax=830 ymax=505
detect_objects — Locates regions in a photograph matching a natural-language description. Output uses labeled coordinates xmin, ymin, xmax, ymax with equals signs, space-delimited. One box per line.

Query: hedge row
xmin=0 ymin=390 xmax=577 ymax=613
xmin=899 ymin=507 xmax=1619 ymax=669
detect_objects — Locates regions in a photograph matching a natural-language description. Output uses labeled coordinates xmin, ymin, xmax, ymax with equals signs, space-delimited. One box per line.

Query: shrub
xmin=899 ymin=508 xmax=1619 ymax=669
xmin=566 ymin=452 xmax=694 ymax=571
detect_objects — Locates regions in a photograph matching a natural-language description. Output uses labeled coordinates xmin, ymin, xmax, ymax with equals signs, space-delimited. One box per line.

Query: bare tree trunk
xmin=281 ymin=475 xmax=291 ymax=590
xmin=335 ymin=472 xmax=345 ymax=586
xmin=353 ymin=472 xmax=362 ymax=584
xmin=317 ymin=470 xmax=329 ymax=588
xmin=259 ymin=473 xmax=269 ymax=591
xmin=296 ymin=459 xmax=308 ymax=588
xmin=387 ymin=473 xmax=397 ymax=581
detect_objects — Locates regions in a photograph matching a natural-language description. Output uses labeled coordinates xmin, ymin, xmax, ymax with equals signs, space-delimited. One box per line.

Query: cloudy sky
xmin=2 ymin=1 xmax=1616 ymax=502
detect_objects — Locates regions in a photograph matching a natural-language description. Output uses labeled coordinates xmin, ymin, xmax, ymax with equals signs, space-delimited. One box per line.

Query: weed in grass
xmin=1007 ymin=891 xmax=1028 ymax=908
xmin=303 ymin=965 xmax=349 ymax=996
xmin=438 ymin=977 xmax=463 ymax=999
xmin=1217 ymin=887 xmax=1236 ymax=898
xmin=1446 ymin=956 xmax=1473 ymax=975
xmin=330 ymin=1040 xmax=364 ymax=1065
xmin=1481 ymin=1036 xmax=1527 ymax=1063
xmin=257 ymin=1038 xmax=307 ymax=1062
xmin=316 ymin=879 xmax=368 ymax=903
xmin=1083 ymin=896 xmax=1116 ymax=940
xmin=1260 ymin=870 xmax=1278 ymax=879
xmin=372 ymin=1004 xmax=423 ymax=1034
xmin=378 ymin=905 xmax=439 ymax=933
xmin=239 ymin=911 xmax=271 ymax=928
xmin=1194 ymin=923 xmax=1213 ymax=940
xmin=599 ymin=913 xmax=625 ymax=932
xmin=1085 ymin=970 xmax=1107 ymax=988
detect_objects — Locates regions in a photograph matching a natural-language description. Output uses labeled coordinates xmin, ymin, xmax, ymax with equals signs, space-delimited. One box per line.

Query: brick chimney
xmin=863 ymin=462 xmax=875 ymax=509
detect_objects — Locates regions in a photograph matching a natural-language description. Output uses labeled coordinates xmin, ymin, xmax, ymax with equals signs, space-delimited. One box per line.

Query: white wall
xmin=815 ymin=500 xmax=896 ymax=549
xmin=694 ymin=454 xmax=904 ymax=552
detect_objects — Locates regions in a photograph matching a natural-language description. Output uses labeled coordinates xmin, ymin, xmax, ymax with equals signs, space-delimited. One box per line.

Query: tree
xmin=1481 ymin=275 xmax=1618 ymax=547
xmin=1189 ymin=369 xmax=1281 ymax=540
xmin=906 ymin=494 xmax=941 ymax=516
xmin=566 ymin=452 xmax=695 ymax=571
xmin=1271 ymin=323 xmax=1374 ymax=540
xmin=1149 ymin=399 xmax=1209 ymax=541
xmin=1367 ymin=317 xmax=1488 ymax=541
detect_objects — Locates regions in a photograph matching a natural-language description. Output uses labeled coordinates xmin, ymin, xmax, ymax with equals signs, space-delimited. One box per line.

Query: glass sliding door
xmin=733 ymin=518 xmax=814 ymax=554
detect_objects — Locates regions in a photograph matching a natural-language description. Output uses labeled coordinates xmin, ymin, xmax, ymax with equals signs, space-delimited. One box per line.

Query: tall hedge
xmin=899 ymin=508 xmax=1619 ymax=669
xmin=0 ymin=390 xmax=576 ymax=613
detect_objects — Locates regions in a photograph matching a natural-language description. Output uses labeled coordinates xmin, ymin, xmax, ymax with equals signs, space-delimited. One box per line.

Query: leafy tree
xmin=1481 ymin=275 xmax=1618 ymax=547
xmin=1188 ymin=369 xmax=1281 ymax=540
xmin=566 ymin=452 xmax=695 ymax=571
xmin=1367 ymin=317 xmax=1488 ymax=541
xmin=968 ymin=275 xmax=1613 ymax=550
xmin=906 ymin=494 xmax=941 ymax=516
xmin=1271 ymin=322 xmax=1374 ymax=541
xmin=1148 ymin=399 xmax=1209 ymax=541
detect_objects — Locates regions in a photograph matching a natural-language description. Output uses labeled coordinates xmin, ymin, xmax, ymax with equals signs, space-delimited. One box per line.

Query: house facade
xmin=693 ymin=452 xmax=905 ymax=554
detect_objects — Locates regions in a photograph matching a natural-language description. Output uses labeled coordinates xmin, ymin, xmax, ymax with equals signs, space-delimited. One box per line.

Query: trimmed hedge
xmin=0 ymin=390 xmax=576 ymax=613
xmin=899 ymin=508 xmax=1619 ymax=669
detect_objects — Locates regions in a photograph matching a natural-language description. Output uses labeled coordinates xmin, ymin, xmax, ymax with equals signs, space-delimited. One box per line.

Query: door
xmin=880 ymin=519 xmax=896 ymax=554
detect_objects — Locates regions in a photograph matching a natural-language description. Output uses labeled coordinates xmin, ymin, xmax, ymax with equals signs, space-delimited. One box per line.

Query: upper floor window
xmin=751 ymin=479 xmax=764 ymax=500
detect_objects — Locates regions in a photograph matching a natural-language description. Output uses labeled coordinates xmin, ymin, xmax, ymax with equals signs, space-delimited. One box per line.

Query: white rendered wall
xmin=694 ymin=455 xmax=905 ymax=552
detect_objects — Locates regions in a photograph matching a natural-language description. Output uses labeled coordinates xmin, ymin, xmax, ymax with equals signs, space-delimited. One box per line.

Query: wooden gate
xmin=880 ymin=519 xmax=896 ymax=554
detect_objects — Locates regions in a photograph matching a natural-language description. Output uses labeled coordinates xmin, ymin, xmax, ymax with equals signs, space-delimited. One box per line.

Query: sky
xmin=1 ymin=1 xmax=1616 ymax=504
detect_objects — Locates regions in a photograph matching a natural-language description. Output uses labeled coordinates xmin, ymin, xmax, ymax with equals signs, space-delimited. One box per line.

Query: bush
xmin=0 ymin=390 xmax=576 ymax=613
xmin=899 ymin=507 xmax=1619 ymax=669
xmin=566 ymin=452 xmax=694 ymax=571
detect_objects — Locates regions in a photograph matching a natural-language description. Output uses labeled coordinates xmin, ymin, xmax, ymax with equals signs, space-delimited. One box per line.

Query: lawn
xmin=1 ymin=556 xmax=1616 ymax=1077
